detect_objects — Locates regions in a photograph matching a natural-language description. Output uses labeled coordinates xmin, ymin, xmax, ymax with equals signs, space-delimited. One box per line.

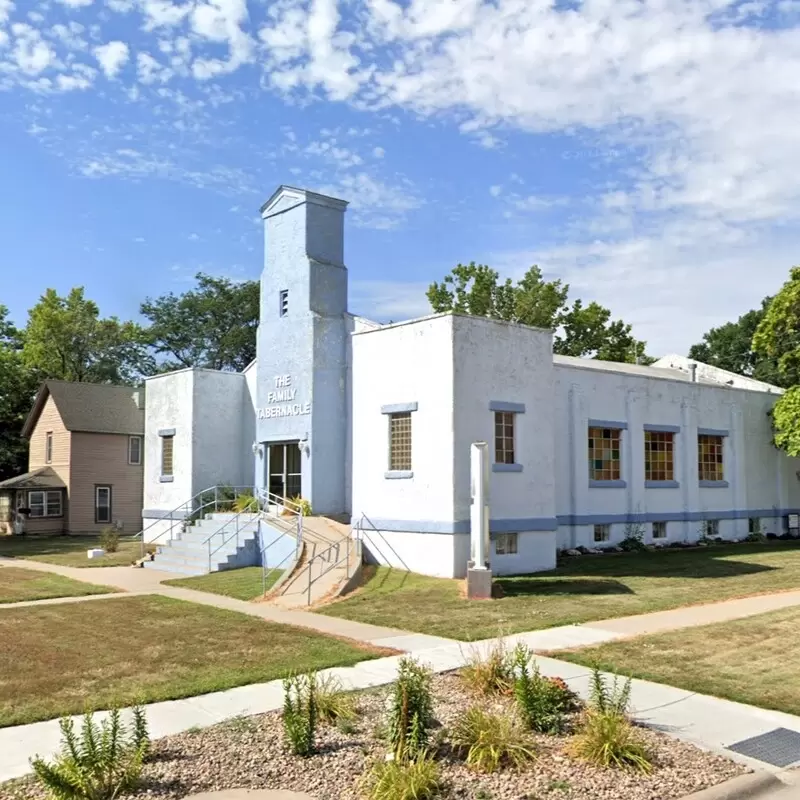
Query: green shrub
xmin=282 ymin=672 xmax=317 ymax=756
xmin=451 ymin=707 xmax=535 ymax=774
xmin=31 ymin=706 xmax=150 ymax=800
xmin=619 ymin=521 xmax=647 ymax=552
xmin=99 ymin=528 xmax=119 ymax=553
xmin=744 ymin=531 xmax=767 ymax=543
xmin=232 ymin=491 xmax=257 ymax=513
xmin=460 ymin=640 xmax=516 ymax=697
xmin=362 ymin=753 xmax=442 ymax=800
xmin=588 ymin=666 xmax=632 ymax=716
xmin=388 ymin=657 xmax=435 ymax=762
xmin=512 ymin=647 xmax=577 ymax=734
xmin=315 ymin=673 xmax=358 ymax=726
xmin=288 ymin=495 xmax=312 ymax=516
xmin=570 ymin=709 xmax=652 ymax=773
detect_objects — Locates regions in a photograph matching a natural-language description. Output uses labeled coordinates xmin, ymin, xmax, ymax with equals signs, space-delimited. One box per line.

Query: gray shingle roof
xmin=0 ymin=466 xmax=66 ymax=489
xmin=22 ymin=381 xmax=145 ymax=437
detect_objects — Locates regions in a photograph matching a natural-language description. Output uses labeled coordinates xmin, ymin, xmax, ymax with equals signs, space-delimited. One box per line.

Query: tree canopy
xmin=427 ymin=262 xmax=651 ymax=363
xmin=140 ymin=273 xmax=259 ymax=373
xmin=688 ymin=297 xmax=784 ymax=387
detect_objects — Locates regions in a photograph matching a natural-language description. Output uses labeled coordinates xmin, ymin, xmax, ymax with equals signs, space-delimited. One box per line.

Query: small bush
xmin=513 ymin=647 xmax=578 ymax=734
xmin=744 ymin=531 xmax=767 ymax=543
xmin=315 ymin=674 xmax=358 ymax=726
xmin=451 ymin=707 xmax=535 ymax=774
xmin=282 ymin=672 xmax=317 ymax=756
xmin=288 ymin=495 xmax=312 ymax=516
xmin=588 ymin=666 xmax=632 ymax=717
xmin=31 ymin=706 xmax=150 ymax=800
xmin=362 ymin=753 xmax=442 ymax=800
xmin=619 ymin=520 xmax=647 ymax=552
xmin=570 ymin=710 xmax=652 ymax=773
xmin=232 ymin=491 xmax=257 ymax=513
xmin=460 ymin=640 xmax=516 ymax=697
xmin=388 ymin=657 xmax=435 ymax=762
xmin=99 ymin=527 xmax=120 ymax=553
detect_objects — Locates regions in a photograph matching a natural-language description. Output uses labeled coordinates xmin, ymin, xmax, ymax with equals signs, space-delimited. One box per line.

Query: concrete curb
xmin=681 ymin=772 xmax=786 ymax=800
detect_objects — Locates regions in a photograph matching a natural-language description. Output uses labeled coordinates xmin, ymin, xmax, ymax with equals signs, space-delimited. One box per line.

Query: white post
xmin=468 ymin=441 xmax=493 ymax=599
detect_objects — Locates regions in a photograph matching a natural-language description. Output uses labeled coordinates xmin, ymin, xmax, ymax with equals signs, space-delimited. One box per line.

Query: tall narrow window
xmin=588 ymin=427 xmax=621 ymax=480
xmin=388 ymin=412 xmax=412 ymax=471
xmin=279 ymin=289 xmax=289 ymax=317
xmin=494 ymin=411 xmax=515 ymax=465
xmin=161 ymin=435 xmax=174 ymax=477
xmin=28 ymin=491 xmax=45 ymax=518
xmin=45 ymin=431 xmax=53 ymax=464
xmin=95 ymin=486 xmax=112 ymax=524
xmin=46 ymin=491 xmax=62 ymax=517
xmin=128 ymin=435 xmax=142 ymax=466
xmin=698 ymin=435 xmax=724 ymax=482
xmin=645 ymin=431 xmax=674 ymax=482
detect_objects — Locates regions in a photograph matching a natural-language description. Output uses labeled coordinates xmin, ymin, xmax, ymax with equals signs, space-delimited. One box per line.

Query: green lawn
xmin=0 ymin=535 xmax=140 ymax=568
xmin=322 ymin=543 xmax=800 ymax=640
xmin=558 ymin=606 xmax=800 ymax=715
xmin=163 ymin=566 xmax=283 ymax=600
xmin=0 ymin=594 xmax=388 ymax=727
xmin=0 ymin=566 xmax=117 ymax=603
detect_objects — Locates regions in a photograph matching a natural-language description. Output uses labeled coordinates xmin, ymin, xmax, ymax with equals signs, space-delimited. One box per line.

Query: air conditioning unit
xmin=114 ymin=519 xmax=124 ymax=531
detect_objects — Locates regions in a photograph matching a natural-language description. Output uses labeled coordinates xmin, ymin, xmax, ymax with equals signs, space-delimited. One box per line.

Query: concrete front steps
xmin=144 ymin=513 xmax=264 ymax=576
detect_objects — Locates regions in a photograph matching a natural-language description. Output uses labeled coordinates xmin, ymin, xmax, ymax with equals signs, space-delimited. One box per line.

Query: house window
xmin=161 ymin=435 xmax=174 ymax=477
xmin=45 ymin=431 xmax=53 ymax=464
xmin=95 ymin=486 xmax=112 ymax=524
xmin=588 ymin=427 xmax=621 ymax=480
xmin=279 ymin=289 xmax=289 ymax=317
xmin=594 ymin=524 xmax=611 ymax=543
xmin=698 ymin=435 xmax=724 ymax=482
xmin=28 ymin=490 xmax=62 ymax=518
xmin=495 ymin=533 xmax=518 ymax=555
xmin=644 ymin=431 xmax=674 ymax=482
xmin=703 ymin=519 xmax=719 ymax=538
xmin=495 ymin=411 xmax=515 ymax=465
xmin=128 ymin=436 xmax=142 ymax=466
xmin=652 ymin=521 xmax=667 ymax=539
xmin=389 ymin=412 xmax=412 ymax=471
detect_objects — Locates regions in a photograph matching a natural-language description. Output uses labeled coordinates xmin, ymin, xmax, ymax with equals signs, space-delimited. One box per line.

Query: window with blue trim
xmin=698 ymin=434 xmax=724 ymax=482
xmin=494 ymin=411 xmax=515 ymax=465
xmin=645 ymin=430 xmax=674 ymax=482
xmin=588 ymin=427 xmax=621 ymax=481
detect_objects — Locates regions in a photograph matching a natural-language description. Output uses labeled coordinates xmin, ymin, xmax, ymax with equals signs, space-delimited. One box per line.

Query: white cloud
xmin=372 ymin=146 xmax=385 ymax=158
xmin=350 ymin=279 xmax=432 ymax=322
xmin=94 ymin=40 xmax=129 ymax=78
xmin=136 ymin=51 xmax=172 ymax=83
xmin=55 ymin=0 xmax=94 ymax=7
xmin=489 ymin=184 xmax=502 ymax=197
xmin=11 ymin=24 xmax=55 ymax=74
xmin=56 ymin=71 xmax=93 ymax=90
xmin=190 ymin=0 xmax=253 ymax=78
xmin=188 ymin=232 xmax=200 ymax=240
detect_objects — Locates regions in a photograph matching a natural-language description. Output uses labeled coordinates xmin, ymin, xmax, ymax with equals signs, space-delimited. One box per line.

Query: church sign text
xmin=258 ymin=374 xmax=311 ymax=419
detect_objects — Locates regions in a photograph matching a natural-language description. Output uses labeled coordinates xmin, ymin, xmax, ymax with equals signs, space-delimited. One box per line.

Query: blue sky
xmin=2 ymin=0 xmax=800 ymax=355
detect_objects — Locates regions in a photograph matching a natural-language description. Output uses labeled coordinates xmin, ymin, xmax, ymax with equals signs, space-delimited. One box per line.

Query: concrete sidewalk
xmin=4 ymin=634 xmax=800 ymax=787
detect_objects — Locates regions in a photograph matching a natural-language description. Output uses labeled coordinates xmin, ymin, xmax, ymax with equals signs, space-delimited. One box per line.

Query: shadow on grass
xmin=499 ymin=578 xmax=636 ymax=598
xmin=0 ymin=535 xmax=95 ymax=557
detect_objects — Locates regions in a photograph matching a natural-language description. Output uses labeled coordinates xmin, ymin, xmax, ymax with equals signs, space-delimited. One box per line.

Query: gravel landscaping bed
xmin=0 ymin=673 xmax=746 ymax=800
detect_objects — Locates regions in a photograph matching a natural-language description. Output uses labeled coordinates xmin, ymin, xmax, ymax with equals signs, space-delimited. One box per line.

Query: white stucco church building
xmin=141 ymin=184 xmax=800 ymax=578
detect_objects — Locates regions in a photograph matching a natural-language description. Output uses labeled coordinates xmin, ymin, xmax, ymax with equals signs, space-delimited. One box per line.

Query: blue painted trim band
xmin=700 ymin=480 xmax=730 ymax=488
xmin=489 ymin=401 xmax=526 ymax=413
xmin=381 ymin=402 xmax=418 ymax=414
xmin=493 ymin=463 xmax=523 ymax=473
xmin=385 ymin=470 xmax=413 ymax=479
xmin=645 ymin=480 xmax=680 ymax=489
xmin=698 ymin=427 xmax=729 ymax=437
xmin=589 ymin=479 xmax=627 ymax=488
xmin=158 ymin=428 xmax=176 ymax=437
xmin=557 ymin=507 xmax=800 ymax=526
xmin=588 ymin=419 xmax=628 ymax=430
xmin=644 ymin=424 xmax=680 ymax=433
xmin=357 ymin=517 xmax=559 ymax=534
xmin=159 ymin=476 xmax=174 ymax=483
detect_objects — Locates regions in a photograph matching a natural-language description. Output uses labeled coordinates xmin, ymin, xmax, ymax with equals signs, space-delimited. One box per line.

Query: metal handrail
xmin=290 ymin=533 xmax=361 ymax=606
xmin=134 ymin=485 xmax=256 ymax=559
xmin=205 ymin=496 xmax=261 ymax=571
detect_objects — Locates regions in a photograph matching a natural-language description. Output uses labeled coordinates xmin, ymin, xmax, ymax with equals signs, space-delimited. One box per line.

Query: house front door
xmin=267 ymin=442 xmax=301 ymax=501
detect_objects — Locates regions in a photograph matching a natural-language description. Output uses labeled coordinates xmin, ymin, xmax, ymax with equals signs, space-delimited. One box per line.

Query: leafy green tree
xmin=688 ymin=297 xmax=784 ymax=386
xmin=22 ymin=288 xmax=150 ymax=384
xmin=140 ymin=273 xmax=259 ymax=372
xmin=752 ymin=267 xmax=800 ymax=456
xmin=427 ymin=262 xmax=651 ymax=362
xmin=0 ymin=306 xmax=37 ymax=480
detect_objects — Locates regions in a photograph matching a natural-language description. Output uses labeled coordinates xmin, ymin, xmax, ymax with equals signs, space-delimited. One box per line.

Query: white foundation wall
xmin=555 ymin=362 xmax=800 ymax=549
xmin=358 ymin=529 xmax=460 ymax=578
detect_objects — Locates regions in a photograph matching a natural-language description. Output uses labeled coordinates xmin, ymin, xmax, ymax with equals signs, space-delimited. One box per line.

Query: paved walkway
xmin=3 ymin=630 xmax=800 ymax=788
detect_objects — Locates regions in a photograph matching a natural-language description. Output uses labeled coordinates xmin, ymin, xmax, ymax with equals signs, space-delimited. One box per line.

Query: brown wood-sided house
xmin=0 ymin=381 xmax=145 ymax=536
